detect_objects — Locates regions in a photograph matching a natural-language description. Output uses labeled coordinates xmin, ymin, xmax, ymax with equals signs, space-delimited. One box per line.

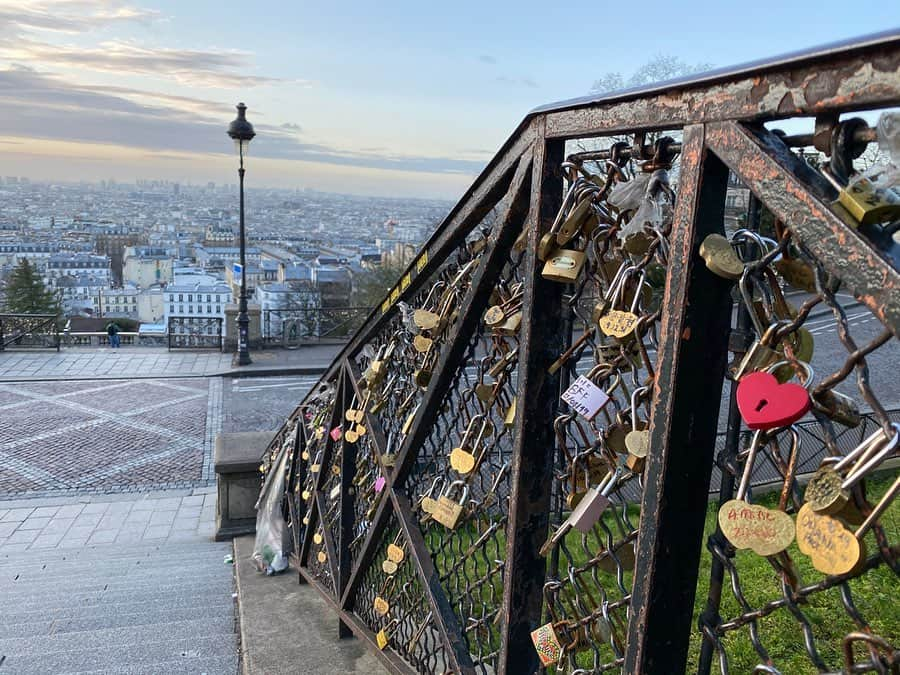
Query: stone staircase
xmin=0 ymin=540 xmax=239 ymax=674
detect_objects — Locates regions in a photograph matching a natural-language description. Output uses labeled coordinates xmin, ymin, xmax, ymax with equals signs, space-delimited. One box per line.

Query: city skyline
xmin=1 ymin=0 xmax=896 ymax=199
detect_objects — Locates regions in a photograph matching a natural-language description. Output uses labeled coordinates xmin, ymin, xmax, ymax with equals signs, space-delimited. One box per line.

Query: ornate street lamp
xmin=227 ymin=102 xmax=255 ymax=366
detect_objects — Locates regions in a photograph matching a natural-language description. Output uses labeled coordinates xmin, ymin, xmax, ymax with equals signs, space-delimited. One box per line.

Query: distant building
xmin=123 ymin=246 xmax=174 ymax=288
xmin=57 ymin=274 xmax=108 ymax=315
xmin=137 ymin=287 xmax=165 ymax=324
xmin=164 ymin=281 xmax=231 ymax=337
xmin=46 ymin=253 xmax=110 ymax=283
xmin=254 ymin=282 xmax=321 ymax=339
xmin=313 ymin=266 xmax=353 ymax=307
xmin=98 ymin=286 xmax=139 ymax=318
xmin=0 ymin=242 xmax=58 ymax=273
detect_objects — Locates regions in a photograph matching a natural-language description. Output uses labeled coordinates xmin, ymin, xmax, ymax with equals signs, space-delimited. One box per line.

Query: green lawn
xmin=422 ymin=470 xmax=899 ymax=673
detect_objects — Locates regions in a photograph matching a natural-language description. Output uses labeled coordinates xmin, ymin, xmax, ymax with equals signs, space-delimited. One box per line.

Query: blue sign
xmin=233 ymin=263 xmax=243 ymax=283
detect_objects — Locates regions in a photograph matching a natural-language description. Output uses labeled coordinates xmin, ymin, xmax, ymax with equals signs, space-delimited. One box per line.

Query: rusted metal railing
xmin=256 ymin=32 xmax=900 ymax=675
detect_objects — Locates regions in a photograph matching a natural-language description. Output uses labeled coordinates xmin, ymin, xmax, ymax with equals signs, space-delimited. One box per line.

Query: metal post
xmin=624 ymin=124 xmax=734 ymax=674
xmin=696 ymin=193 xmax=760 ymax=675
xmin=498 ymin=123 xmax=567 ymax=675
xmin=234 ymin=142 xmax=252 ymax=366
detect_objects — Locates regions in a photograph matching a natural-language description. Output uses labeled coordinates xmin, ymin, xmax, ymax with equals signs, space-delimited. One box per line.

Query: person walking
xmin=106 ymin=321 xmax=121 ymax=348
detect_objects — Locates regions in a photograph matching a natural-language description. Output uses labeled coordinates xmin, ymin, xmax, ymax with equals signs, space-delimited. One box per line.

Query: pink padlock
xmin=330 ymin=426 xmax=342 ymax=441
xmin=374 ymin=476 xmax=387 ymax=493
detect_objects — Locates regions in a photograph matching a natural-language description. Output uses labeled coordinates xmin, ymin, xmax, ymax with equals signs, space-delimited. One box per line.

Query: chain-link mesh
xmin=695 ymin=118 xmax=900 ymax=674
xmin=353 ymin=513 xmax=453 ymax=673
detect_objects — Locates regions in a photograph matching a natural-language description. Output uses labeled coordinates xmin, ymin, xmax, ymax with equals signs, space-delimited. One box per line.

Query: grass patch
xmin=419 ymin=470 xmax=899 ymax=673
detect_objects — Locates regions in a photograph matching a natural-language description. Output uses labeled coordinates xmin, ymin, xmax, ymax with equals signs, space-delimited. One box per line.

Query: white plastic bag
xmin=251 ymin=442 xmax=291 ymax=575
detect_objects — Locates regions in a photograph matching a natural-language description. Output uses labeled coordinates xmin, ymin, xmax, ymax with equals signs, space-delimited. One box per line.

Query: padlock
xmin=376 ymin=619 xmax=398 ymax=650
xmin=531 ymin=622 xmax=564 ymax=667
xmin=541 ymin=469 xmax=622 ymax=556
xmin=718 ymin=429 xmax=797 ymax=556
xmin=700 ymin=233 xmax=744 ymax=280
xmin=449 ymin=416 xmax=483 ymax=475
xmin=732 ymin=323 xmax=783 ymax=381
xmin=542 ymin=248 xmax=586 ymax=283
xmin=431 ymin=480 xmax=469 ymax=529
xmin=836 ymin=175 xmax=900 ymax=225
xmin=597 ymin=266 xmax=646 ymax=341
xmin=556 ymin=193 xmax=597 ymax=246
xmin=811 ymin=388 xmax=861 ymax=428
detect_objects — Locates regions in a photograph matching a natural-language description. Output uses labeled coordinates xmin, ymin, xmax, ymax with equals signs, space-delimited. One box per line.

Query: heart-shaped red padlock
xmin=736 ymin=371 xmax=810 ymax=430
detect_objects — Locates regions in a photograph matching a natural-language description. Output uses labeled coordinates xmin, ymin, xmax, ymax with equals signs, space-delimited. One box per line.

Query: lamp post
xmin=227 ymin=102 xmax=255 ymax=366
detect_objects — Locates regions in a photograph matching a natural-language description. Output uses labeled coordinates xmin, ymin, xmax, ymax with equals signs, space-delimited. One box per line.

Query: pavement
xmin=0 ymin=347 xmax=334 ymax=674
xmin=0 ymin=344 xmax=341 ymax=382
xmin=233 ymin=535 xmax=385 ymax=675
xmin=0 ymin=489 xmax=238 ymax=675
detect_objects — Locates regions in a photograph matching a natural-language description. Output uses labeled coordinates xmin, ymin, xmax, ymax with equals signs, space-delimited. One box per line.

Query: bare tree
xmin=591 ymin=55 xmax=714 ymax=94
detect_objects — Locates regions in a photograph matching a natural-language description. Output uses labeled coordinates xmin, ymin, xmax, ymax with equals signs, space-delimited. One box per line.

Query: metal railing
xmin=167 ymin=316 xmax=223 ymax=350
xmin=256 ymin=32 xmax=900 ymax=675
xmin=261 ymin=307 xmax=369 ymax=345
xmin=0 ymin=313 xmax=60 ymax=351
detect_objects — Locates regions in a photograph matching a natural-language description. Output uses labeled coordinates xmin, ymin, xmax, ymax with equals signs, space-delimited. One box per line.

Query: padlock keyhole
xmin=755 ymin=398 xmax=769 ymax=412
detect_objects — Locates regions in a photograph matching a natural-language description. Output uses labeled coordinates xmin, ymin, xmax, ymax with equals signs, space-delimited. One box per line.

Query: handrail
xmin=253 ymin=34 xmax=900 ymax=675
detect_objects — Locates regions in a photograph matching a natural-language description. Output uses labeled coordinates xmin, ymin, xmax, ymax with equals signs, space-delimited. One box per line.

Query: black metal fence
xmin=0 ymin=313 xmax=60 ymax=351
xmin=257 ymin=33 xmax=900 ymax=675
xmin=261 ymin=307 xmax=369 ymax=345
xmin=167 ymin=316 xmax=223 ymax=350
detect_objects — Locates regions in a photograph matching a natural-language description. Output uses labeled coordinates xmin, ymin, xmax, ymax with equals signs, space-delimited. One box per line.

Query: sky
xmin=0 ymin=1 xmax=897 ymax=199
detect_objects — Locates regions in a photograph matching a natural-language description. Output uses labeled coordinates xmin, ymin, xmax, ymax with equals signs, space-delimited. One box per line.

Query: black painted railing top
xmin=256 ymin=33 xmax=899 ymax=675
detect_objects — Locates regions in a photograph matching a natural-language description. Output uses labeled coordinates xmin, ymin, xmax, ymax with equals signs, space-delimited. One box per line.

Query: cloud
xmin=0 ymin=1 xmax=160 ymax=35
xmin=0 ymin=1 xmax=294 ymax=89
xmin=478 ymin=54 xmax=496 ymax=64
xmin=495 ymin=75 xmax=538 ymax=88
xmin=280 ymin=122 xmax=302 ymax=132
xmin=1 ymin=37 xmax=289 ymax=88
xmin=0 ymin=67 xmax=485 ymax=175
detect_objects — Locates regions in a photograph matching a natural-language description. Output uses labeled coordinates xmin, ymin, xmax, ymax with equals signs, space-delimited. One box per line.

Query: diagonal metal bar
xmin=391 ymin=491 xmax=476 ymax=674
xmin=339 ymin=145 xmax=534 ymax=613
xmin=497 ymin=118 xmax=568 ymax=675
xmin=308 ymin=120 xmax=539 ymax=386
xmin=391 ymin=147 xmax=535 ymax=490
xmin=705 ymin=120 xmax=900 ymax=338
xmin=624 ymin=124 xmax=735 ymax=674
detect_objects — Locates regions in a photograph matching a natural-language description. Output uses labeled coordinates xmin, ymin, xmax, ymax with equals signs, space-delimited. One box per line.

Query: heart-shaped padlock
xmin=736 ymin=371 xmax=810 ymax=430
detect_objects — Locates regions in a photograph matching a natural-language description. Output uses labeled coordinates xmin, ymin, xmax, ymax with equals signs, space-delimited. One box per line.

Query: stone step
xmin=0 ymin=541 xmax=230 ymax=565
xmin=0 ymin=617 xmax=235 ymax=656
xmin=0 ymin=560 xmax=234 ymax=587
xmin=5 ymin=585 xmax=237 ymax=615
xmin=67 ymin=655 xmax=240 ymax=675
xmin=0 ymin=577 xmax=231 ymax=604
xmin=0 ymin=633 xmax=238 ymax=675
xmin=1 ymin=595 xmax=234 ymax=627
xmin=1 ymin=611 xmax=235 ymax=639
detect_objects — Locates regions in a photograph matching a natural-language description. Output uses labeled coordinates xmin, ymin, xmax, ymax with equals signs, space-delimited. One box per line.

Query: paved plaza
xmin=0 ymin=378 xmax=221 ymax=498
